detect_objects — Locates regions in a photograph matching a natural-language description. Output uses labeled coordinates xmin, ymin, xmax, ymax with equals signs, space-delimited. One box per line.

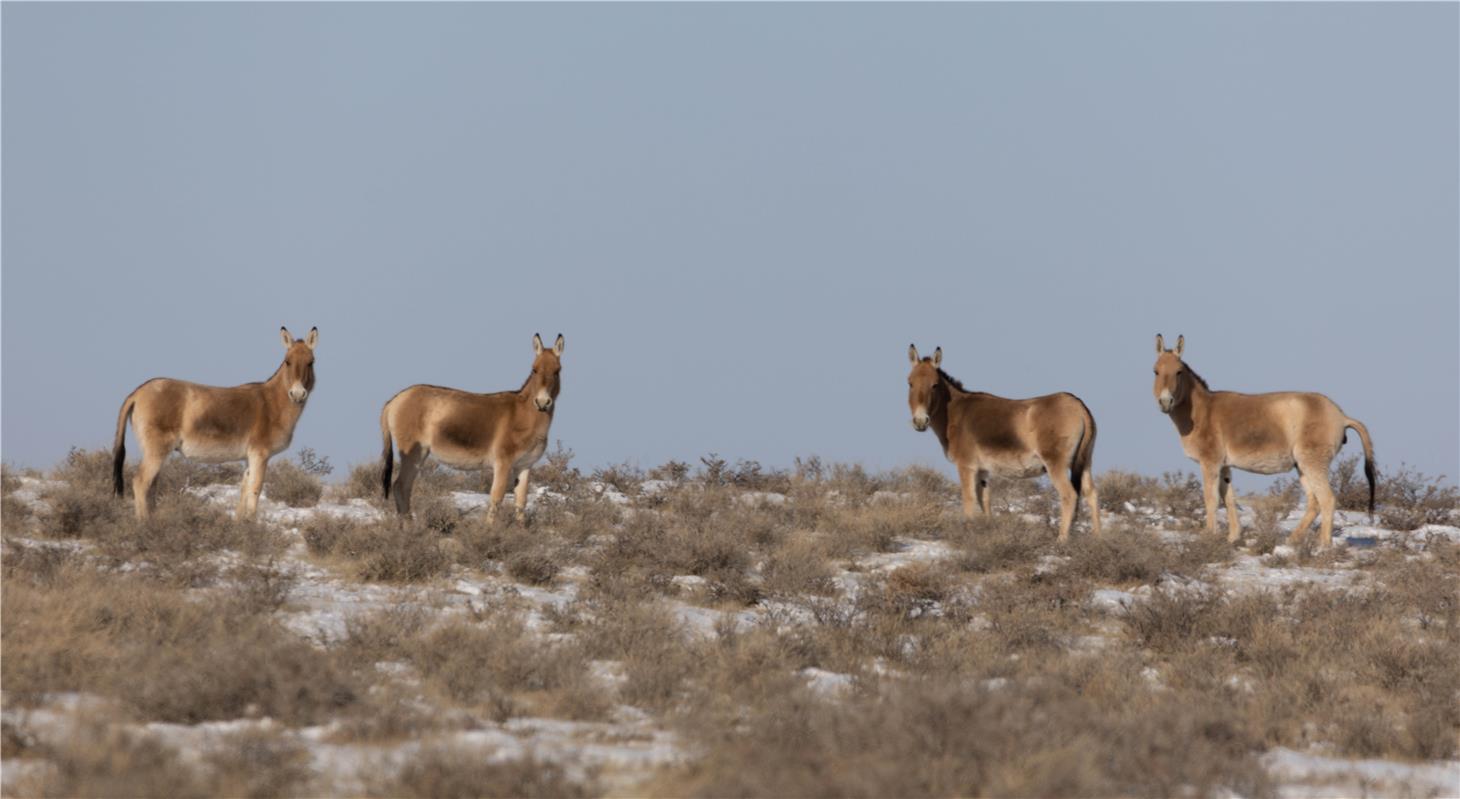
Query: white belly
xmin=1228 ymin=453 xmax=1296 ymax=475
xmin=178 ymin=440 xmax=246 ymax=463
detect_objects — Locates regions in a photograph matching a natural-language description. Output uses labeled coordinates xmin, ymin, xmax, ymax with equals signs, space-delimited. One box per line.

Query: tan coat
xmin=113 ymin=327 xmax=318 ymax=519
xmin=382 ymin=334 xmax=563 ymax=521
xmin=908 ymin=345 xmax=1100 ymax=541
xmin=1153 ymin=334 xmax=1375 ymax=546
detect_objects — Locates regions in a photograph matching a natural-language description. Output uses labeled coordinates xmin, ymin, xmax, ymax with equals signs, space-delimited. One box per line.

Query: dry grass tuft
xmin=370 ymin=746 xmax=593 ymax=799
xmin=302 ymin=514 xmax=453 ymax=583
xmin=2 ymin=561 xmax=358 ymax=725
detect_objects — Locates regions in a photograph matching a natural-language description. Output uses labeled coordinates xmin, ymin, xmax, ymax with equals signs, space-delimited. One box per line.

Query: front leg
xmin=512 ymin=467 xmax=532 ymax=523
xmin=1199 ymin=463 xmax=1221 ymax=536
xmin=977 ymin=471 xmax=992 ymax=516
xmin=485 ymin=458 xmax=512 ymax=524
xmin=957 ymin=464 xmax=977 ymax=520
xmin=243 ymin=450 xmax=268 ymax=518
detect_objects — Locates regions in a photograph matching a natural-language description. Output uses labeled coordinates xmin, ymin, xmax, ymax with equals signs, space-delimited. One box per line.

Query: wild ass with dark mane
xmin=908 ymin=344 xmax=1100 ymax=541
xmin=381 ymin=333 xmax=564 ymax=523
xmin=113 ymin=327 xmax=318 ymax=519
xmin=1152 ymin=334 xmax=1375 ymax=547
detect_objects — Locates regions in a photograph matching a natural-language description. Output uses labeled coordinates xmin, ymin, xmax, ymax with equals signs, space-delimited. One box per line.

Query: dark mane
xmin=935 ymin=367 xmax=967 ymax=392
xmin=1183 ymin=362 xmax=1211 ymax=391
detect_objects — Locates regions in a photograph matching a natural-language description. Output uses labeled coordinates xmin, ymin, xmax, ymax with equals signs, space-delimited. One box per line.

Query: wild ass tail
xmin=1344 ymin=417 xmax=1377 ymax=519
xmin=380 ymin=403 xmax=394 ymax=500
xmin=1070 ymin=396 xmax=1098 ymax=499
xmin=112 ymin=391 xmax=138 ymax=496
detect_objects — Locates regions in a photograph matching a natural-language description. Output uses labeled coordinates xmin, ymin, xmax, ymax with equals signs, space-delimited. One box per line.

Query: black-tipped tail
xmin=1364 ymin=457 xmax=1377 ymax=517
xmin=113 ymin=441 xmax=126 ymax=496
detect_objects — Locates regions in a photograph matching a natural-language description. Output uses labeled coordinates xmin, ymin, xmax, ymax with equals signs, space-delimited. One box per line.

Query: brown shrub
xmin=301 ymin=514 xmax=452 ymax=583
xmin=410 ymin=610 xmax=608 ymax=721
xmin=667 ymin=673 xmax=1269 ymax=799
xmin=1096 ymin=469 xmax=1160 ymax=513
xmin=2 ymin=562 xmax=358 ymax=724
xmin=371 ymin=746 xmax=593 ymax=799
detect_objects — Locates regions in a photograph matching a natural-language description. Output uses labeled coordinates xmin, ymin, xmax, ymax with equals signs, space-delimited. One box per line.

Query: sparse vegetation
xmin=3 ymin=451 xmax=1456 ymax=797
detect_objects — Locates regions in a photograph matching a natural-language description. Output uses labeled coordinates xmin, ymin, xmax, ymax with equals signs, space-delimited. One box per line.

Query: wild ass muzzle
xmin=112 ymin=327 xmax=318 ymax=520
xmin=1152 ymin=334 xmax=1376 ymax=547
xmin=908 ymin=344 xmax=1100 ymax=542
xmin=381 ymin=333 xmax=564 ymax=523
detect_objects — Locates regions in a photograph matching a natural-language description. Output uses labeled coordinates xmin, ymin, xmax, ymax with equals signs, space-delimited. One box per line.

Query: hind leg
xmin=1199 ymin=464 xmax=1222 ymax=536
xmin=977 ymin=471 xmax=993 ymax=516
xmin=133 ymin=447 xmax=167 ymax=521
xmin=1218 ymin=466 xmax=1241 ymax=543
xmin=1300 ymin=462 xmax=1339 ymax=548
xmin=1047 ymin=466 xmax=1079 ymax=543
xmin=393 ymin=445 xmax=425 ymax=517
xmin=1081 ymin=467 xmax=1101 ymax=537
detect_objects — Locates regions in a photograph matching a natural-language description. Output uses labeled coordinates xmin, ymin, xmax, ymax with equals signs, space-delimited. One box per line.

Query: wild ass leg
xmin=1301 ymin=461 xmax=1338 ymax=548
xmin=1219 ymin=466 xmax=1241 ymax=543
xmin=1199 ymin=464 xmax=1222 ymax=536
xmin=133 ymin=448 xmax=166 ymax=521
xmin=512 ymin=468 xmax=532 ymax=523
xmin=957 ymin=465 xmax=977 ymax=520
xmin=242 ymin=450 xmax=267 ymax=518
xmin=485 ymin=457 xmax=512 ymax=524
xmin=1081 ymin=467 xmax=1102 ymax=537
xmin=1291 ymin=482 xmax=1320 ymax=545
xmin=977 ymin=470 xmax=992 ymax=516
xmin=236 ymin=462 xmax=251 ymax=517
xmin=1047 ymin=466 xmax=1079 ymax=543
xmin=392 ymin=445 xmax=424 ymax=517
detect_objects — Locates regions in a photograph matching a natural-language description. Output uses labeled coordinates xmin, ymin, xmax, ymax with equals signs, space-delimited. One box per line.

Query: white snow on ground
xmin=6 ymin=480 xmax=1459 ymax=796
xmin=1262 ymin=747 xmax=1460 ymax=799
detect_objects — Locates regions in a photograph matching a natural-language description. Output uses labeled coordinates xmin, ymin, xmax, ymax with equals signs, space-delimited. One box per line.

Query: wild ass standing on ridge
xmin=113 ymin=327 xmax=319 ymax=520
xmin=381 ymin=333 xmax=564 ymax=523
xmin=1152 ymin=334 xmax=1376 ymax=547
xmin=907 ymin=344 xmax=1101 ymax=542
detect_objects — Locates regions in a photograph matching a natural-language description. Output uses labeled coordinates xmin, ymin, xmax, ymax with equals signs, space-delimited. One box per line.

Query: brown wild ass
xmin=908 ymin=345 xmax=1100 ymax=541
xmin=113 ymin=327 xmax=318 ymax=520
xmin=382 ymin=333 xmax=564 ymax=522
xmin=1152 ymin=334 xmax=1376 ymax=547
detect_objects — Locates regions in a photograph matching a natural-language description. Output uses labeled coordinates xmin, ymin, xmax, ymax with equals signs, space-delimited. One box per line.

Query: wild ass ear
xmin=908 ymin=344 xmax=920 ymax=364
xmin=532 ymin=333 xmax=544 ymax=355
xmin=1155 ymin=334 xmax=1165 ymax=354
xmin=932 ymin=347 xmax=943 ymax=368
xmin=1174 ymin=335 xmax=1184 ymax=357
xmin=553 ymin=334 xmax=565 ymax=355
xmin=281 ymin=327 xmax=294 ymax=349
xmin=305 ymin=327 xmax=318 ymax=350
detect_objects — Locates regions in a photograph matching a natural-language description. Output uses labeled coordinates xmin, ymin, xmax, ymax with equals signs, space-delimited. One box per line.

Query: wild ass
xmin=908 ymin=344 xmax=1100 ymax=541
xmin=113 ymin=327 xmax=318 ymax=519
xmin=381 ymin=333 xmax=563 ymax=522
xmin=1152 ymin=334 xmax=1376 ymax=547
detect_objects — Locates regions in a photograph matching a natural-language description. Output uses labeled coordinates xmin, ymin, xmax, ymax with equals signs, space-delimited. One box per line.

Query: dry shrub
xmin=262 ymin=461 xmax=322 ymax=508
xmin=2 ymin=561 xmax=358 ymax=724
xmin=15 ymin=719 xmax=208 ymax=799
xmin=566 ymin=597 xmax=699 ymax=711
xmin=1096 ymin=469 xmax=1160 ymax=512
xmin=948 ymin=513 xmax=1049 ymax=574
xmin=668 ymin=671 xmax=1269 ymax=799
xmin=587 ymin=497 xmax=762 ymax=605
xmin=1370 ymin=461 xmax=1459 ymax=530
xmin=819 ymin=499 xmax=947 ymax=557
xmin=2 ymin=464 xmax=34 ymax=530
xmin=343 ymin=460 xmax=387 ymax=501
xmin=506 ymin=549 xmax=561 ymax=585
xmin=372 ymin=746 xmax=593 ymax=799
xmin=1123 ymin=588 xmax=1218 ymax=653
xmin=301 ymin=514 xmax=452 ymax=583
xmin=761 ymin=533 xmax=837 ymax=598
xmin=410 ymin=610 xmax=609 ymax=721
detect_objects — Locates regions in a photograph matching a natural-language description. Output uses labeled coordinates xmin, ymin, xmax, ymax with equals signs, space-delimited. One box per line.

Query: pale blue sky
xmin=4 ymin=3 xmax=1457 ymax=483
